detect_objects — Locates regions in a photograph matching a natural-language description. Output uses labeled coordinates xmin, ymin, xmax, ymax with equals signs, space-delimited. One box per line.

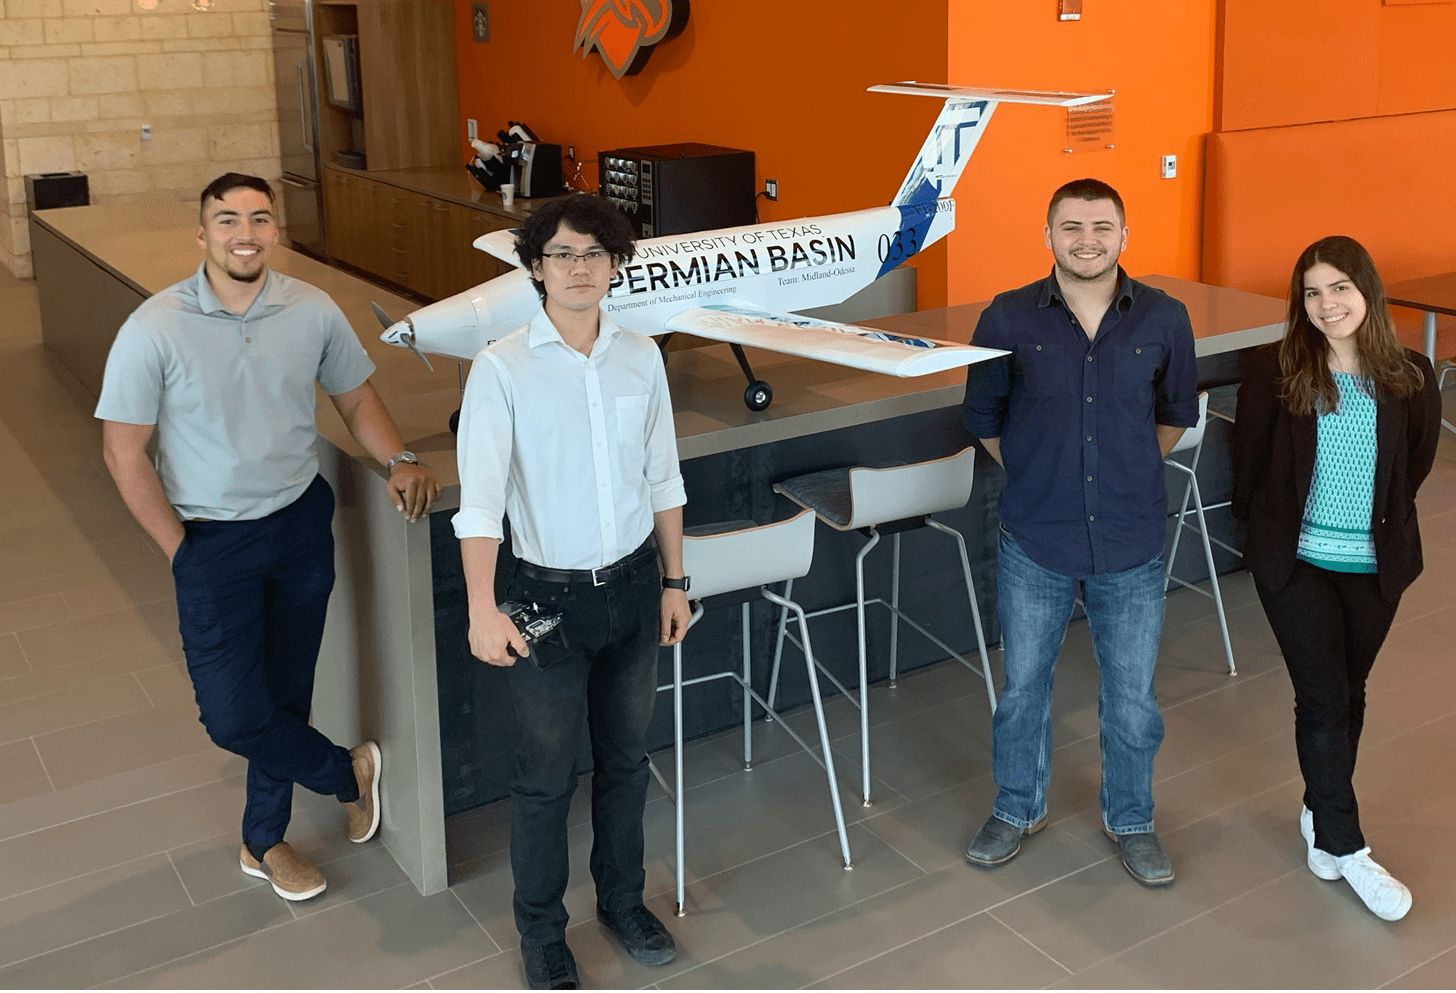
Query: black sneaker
xmin=521 ymin=940 xmax=579 ymax=990
xmin=597 ymin=905 xmax=677 ymax=966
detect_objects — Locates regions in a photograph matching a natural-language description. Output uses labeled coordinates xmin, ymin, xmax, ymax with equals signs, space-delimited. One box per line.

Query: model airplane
xmin=378 ymin=82 xmax=1111 ymax=411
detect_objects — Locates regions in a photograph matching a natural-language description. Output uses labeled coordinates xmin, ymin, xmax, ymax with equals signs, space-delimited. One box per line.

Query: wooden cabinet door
xmin=457 ymin=206 xmax=515 ymax=293
xmin=324 ymin=169 xmax=364 ymax=271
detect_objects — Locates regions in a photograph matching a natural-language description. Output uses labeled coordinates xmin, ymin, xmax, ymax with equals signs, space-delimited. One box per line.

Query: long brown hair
xmin=1278 ymin=235 xmax=1424 ymax=415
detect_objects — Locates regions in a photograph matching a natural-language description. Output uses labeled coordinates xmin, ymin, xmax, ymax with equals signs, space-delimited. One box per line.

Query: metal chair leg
xmin=741 ymin=602 xmax=753 ymax=770
xmin=888 ymin=533 xmax=902 ymax=688
xmin=926 ymin=518 xmax=997 ymax=714
xmin=853 ymin=530 xmax=880 ymax=807
xmin=1166 ymin=469 xmax=1195 ymax=591
xmin=1187 ymin=470 xmax=1237 ymax=676
xmin=672 ymin=640 xmax=686 ymax=916
xmin=766 ymin=578 xmax=793 ymax=716
xmin=762 ymin=586 xmax=854 ymax=870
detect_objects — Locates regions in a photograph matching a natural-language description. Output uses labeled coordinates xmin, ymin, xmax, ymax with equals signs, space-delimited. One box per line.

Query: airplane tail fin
xmin=870 ymin=82 xmax=1110 ymax=207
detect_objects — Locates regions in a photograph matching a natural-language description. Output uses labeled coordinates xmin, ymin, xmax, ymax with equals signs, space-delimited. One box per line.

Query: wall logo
xmin=573 ymin=0 xmax=689 ymax=79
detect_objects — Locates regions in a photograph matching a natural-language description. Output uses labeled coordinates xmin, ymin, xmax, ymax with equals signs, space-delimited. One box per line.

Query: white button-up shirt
xmin=452 ymin=309 xmax=687 ymax=570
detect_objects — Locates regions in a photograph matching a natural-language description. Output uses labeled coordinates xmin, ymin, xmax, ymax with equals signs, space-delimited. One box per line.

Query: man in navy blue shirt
xmin=961 ymin=179 xmax=1198 ymax=886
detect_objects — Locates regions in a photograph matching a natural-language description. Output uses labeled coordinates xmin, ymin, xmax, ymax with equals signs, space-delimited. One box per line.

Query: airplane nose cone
xmin=380 ymin=320 xmax=412 ymax=346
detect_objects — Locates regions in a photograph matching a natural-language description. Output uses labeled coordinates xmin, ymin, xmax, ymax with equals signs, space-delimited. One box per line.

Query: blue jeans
xmin=172 ymin=475 xmax=356 ymax=859
xmin=991 ymin=529 xmax=1167 ymax=835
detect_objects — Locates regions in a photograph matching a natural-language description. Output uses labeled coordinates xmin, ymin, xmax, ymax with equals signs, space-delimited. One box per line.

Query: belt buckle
xmin=591 ymin=566 xmax=608 ymax=587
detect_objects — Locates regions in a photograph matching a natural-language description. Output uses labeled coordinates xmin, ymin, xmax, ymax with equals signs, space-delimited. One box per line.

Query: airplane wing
xmin=867 ymin=81 xmax=1110 ymax=107
xmin=663 ymin=302 xmax=1006 ymax=377
xmin=473 ymin=228 xmax=525 ymax=268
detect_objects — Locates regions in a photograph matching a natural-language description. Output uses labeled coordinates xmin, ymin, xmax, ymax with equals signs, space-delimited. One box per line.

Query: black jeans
xmin=504 ymin=542 xmax=662 ymax=946
xmin=172 ymin=475 xmax=357 ymax=859
xmin=1256 ymin=560 xmax=1399 ymax=855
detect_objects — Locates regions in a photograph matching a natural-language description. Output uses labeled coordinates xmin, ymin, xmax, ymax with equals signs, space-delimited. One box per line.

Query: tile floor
xmin=1 ymin=266 xmax=1455 ymax=988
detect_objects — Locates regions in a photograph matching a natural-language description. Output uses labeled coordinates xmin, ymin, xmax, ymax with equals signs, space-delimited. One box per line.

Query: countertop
xmin=324 ymin=163 xmax=544 ymax=221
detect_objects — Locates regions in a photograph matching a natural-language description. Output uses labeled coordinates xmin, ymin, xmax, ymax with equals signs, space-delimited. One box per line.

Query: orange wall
xmin=455 ymin=2 xmax=1219 ymax=310
xmin=1217 ymin=0 xmax=1456 ymax=130
xmin=946 ymin=2 xmax=1218 ymax=304
xmin=453 ymin=0 xmax=950 ymax=308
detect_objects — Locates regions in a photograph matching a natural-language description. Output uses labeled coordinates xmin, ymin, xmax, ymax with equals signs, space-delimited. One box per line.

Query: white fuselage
xmin=381 ymin=199 xmax=954 ymax=362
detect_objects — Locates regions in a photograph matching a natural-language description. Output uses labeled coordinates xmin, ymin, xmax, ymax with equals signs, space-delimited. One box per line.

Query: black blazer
xmin=1231 ymin=344 xmax=1443 ymax=602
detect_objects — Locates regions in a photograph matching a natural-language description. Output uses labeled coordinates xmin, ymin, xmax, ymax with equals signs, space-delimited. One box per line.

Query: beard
xmin=226 ymin=266 xmax=265 ymax=283
xmin=1054 ymin=247 xmax=1119 ymax=284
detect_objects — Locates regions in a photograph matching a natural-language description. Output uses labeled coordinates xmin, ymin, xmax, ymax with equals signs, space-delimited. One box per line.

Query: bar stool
xmin=1164 ymin=392 xmax=1237 ymax=675
xmin=1192 ymin=376 xmax=1246 ymax=562
xmin=652 ymin=508 xmax=853 ymax=918
xmin=765 ymin=446 xmax=996 ymax=807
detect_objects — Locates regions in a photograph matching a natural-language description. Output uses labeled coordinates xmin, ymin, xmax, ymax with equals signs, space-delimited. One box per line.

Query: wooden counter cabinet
xmin=324 ymin=165 xmax=513 ymax=301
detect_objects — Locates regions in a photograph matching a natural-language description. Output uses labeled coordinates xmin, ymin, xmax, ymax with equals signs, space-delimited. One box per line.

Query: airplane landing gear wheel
xmin=744 ymin=380 xmax=773 ymax=411
xmin=449 ymin=408 xmax=461 ymax=435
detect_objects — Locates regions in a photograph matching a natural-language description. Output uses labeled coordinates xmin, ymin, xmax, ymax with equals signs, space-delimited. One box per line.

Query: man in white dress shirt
xmin=452 ymin=194 xmax=690 ymax=990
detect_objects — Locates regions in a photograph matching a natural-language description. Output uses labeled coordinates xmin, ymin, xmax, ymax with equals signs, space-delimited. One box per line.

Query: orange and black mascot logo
xmin=573 ymin=0 xmax=690 ymax=79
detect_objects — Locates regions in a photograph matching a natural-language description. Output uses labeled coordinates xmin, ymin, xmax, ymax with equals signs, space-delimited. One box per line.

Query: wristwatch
xmin=385 ymin=450 xmax=419 ymax=472
xmin=662 ymin=575 xmax=691 ymax=592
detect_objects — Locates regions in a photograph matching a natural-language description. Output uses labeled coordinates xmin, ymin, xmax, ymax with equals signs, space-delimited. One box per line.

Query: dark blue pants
xmin=504 ymin=543 xmax=662 ymax=946
xmin=172 ymin=475 xmax=356 ymax=858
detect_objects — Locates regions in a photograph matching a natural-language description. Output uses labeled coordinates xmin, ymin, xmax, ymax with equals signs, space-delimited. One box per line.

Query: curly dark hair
xmin=515 ymin=194 xmax=636 ymax=301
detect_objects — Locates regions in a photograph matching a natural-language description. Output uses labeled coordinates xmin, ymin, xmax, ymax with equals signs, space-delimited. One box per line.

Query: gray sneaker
xmin=965 ymin=813 xmax=1047 ymax=867
xmin=1105 ymin=828 xmax=1175 ymax=886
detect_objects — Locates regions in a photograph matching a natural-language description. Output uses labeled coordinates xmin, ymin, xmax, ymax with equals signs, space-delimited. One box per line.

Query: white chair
xmin=651 ymin=508 xmax=852 ymax=918
xmin=765 ymin=446 xmax=996 ymax=807
xmin=1164 ymin=392 xmax=1237 ymax=675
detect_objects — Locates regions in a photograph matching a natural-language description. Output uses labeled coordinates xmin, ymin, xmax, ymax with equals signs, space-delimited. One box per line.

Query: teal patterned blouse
xmin=1297 ymin=372 xmax=1378 ymax=573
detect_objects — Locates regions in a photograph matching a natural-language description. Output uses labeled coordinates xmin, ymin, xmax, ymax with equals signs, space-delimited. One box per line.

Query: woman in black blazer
xmin=1233 ymin=235 xmax=1442 ymax=922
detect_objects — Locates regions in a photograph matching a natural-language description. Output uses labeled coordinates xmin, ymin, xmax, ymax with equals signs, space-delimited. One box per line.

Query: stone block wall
xmin=0 ymin=0 xmax=280 ymax=277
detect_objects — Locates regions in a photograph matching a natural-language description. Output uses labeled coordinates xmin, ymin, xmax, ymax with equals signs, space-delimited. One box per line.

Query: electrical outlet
xmin=764 ymin=178 xmax=778 ymax=201
xmin=141 ymin=123 xmax=152 ymax=141
xmin=466 ymin=118 xmax=478 ymax=142
xmin=567 ymin=145 xmax=575 ymax=161
xmin=1160 ymin=154 xmax=1177 ymax=179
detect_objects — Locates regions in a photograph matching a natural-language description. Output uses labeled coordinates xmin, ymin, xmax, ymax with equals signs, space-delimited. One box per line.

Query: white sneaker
xmin=1300 ymin=806 xmax=1341 ymax=881
xmin=1336 ymin=848 xmax=1412 ymax=921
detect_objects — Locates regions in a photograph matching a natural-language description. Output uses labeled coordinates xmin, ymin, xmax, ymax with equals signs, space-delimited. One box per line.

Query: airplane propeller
xmin=371 ymin=302 xmax=434 ymax=372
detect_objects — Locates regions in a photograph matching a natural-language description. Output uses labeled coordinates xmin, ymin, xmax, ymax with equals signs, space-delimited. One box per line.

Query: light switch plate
xmin=1161 ymin=154 xmax=1177 ymax=179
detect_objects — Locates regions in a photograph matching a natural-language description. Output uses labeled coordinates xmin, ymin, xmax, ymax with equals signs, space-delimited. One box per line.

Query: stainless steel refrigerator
xmin=269 ymin=0 xmax=326 ymax=257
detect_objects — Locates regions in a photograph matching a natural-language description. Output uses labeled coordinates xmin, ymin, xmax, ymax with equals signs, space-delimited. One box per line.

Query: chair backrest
xmin=1168 ymin=392 xmax=1210 ymax=456
xmin=683 ymin=508 xmax=817 ymax=599
xmin=845 ymin=446 xmax=976 ymax=530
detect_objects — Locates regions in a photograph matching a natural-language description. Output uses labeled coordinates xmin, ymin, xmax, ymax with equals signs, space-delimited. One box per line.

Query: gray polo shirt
xmin=95 ymin=264 xmax=376 ymax=521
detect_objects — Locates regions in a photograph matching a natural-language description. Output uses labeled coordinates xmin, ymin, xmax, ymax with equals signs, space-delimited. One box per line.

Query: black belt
xmin=518 ymin=537 xmax=658 ymax=588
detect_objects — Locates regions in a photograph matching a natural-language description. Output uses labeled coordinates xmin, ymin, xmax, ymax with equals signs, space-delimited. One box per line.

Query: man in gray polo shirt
xmin=96 ymin=173 xmax=440 ymax=902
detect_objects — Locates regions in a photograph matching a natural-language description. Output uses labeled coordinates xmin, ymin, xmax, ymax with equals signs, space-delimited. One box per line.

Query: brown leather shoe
xmin=239 ymin=843 xmax=326 ymax=901
xmin=345 ymin=741 xmax=382 ymax=843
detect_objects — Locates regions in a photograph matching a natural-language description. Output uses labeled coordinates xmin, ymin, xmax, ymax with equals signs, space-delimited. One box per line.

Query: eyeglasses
xmin=541 ymin=250 xmax=612 ymax=267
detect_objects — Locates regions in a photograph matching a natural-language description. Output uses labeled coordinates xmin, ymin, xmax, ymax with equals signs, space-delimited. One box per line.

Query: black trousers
xmin=172 ymin=475 xmax=357 ymax=859
xmin=503 ymin=542 xmax=662 ymax=946
xmin=1256 ymin=560 xmax=1399 ymax=856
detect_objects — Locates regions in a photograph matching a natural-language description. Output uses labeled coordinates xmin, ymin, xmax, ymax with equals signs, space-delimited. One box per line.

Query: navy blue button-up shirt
xmin=962 ymin=269 xmax=1198 ymax=576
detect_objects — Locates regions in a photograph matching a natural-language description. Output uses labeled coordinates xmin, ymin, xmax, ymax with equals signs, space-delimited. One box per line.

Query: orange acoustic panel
xmin=1217 ymin=0 xmax=1379 ymax=131
xmin=1201 ymin=110 xmax=1456 ymax=302
xmin=1377 ymin=2 xmax=1456 ymax=114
